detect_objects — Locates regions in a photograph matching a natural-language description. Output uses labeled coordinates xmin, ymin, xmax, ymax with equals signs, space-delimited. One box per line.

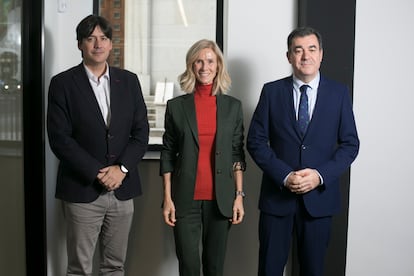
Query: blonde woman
xmin=160 ymin=39 xmax=246 ymax=276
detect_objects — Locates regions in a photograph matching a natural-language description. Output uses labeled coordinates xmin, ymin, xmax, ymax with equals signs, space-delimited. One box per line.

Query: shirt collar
xmin=83 ymin=63 xmax=110 ymax=84
xmin=292 ymin=72 xmax=320 ymax=92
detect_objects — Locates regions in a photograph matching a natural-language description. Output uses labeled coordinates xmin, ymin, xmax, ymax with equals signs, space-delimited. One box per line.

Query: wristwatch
xmin=120 ymin=164 xmax=129 ymax=174
xmin=235 ymin=190 xmax=246 ymax=198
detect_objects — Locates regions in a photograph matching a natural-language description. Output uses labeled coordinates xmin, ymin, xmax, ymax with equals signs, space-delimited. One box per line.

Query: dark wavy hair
xmin=76 ymin=14 xmax=112 ymax=43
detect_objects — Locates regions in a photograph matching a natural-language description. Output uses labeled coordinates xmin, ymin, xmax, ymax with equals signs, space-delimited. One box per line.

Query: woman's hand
xmin=231 ymin=197 xmax=245 ymax=224
xmin=163 ymin=198 xmax=177 ymax=227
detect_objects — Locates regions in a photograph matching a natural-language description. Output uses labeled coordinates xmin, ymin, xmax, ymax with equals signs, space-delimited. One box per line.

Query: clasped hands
xmin=97 ymin=165 xmax=126 ymax=191
xmin=285 ymin=168 xmax=321 ymax=194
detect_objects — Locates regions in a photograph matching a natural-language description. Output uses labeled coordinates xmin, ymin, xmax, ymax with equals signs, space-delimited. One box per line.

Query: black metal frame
xmin=22 ymin=0 xmax=47 ymax=275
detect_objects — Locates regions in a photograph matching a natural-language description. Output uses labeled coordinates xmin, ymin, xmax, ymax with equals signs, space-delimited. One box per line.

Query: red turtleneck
xmin=193 ymin=83 xmax=216 ymax=200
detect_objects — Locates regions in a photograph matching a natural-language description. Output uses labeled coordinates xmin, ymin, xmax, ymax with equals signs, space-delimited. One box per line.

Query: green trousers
xmin=173 ymin=200 xmax=232 ymax=276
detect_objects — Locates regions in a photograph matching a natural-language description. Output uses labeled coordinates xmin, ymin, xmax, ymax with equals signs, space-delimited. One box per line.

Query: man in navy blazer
xmin=247 ymin=27 xmax=359 ymax=276
xmin=47 ymin=15 xmax=148 ymax=275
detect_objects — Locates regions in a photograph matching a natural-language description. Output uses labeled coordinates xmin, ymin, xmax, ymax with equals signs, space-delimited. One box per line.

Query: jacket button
xmin=217 ymin=170 xmax=222 ymax=174
xmin=301 ymin=145 xmax=306 ymax=150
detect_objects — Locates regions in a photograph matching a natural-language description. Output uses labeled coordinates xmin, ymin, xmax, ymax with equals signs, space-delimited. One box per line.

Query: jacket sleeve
xmin=159 ymin=100 xmax=178 ymax=175
xmin=116 ymin=73 xmax=149 ymax=170
xmin=247 ymin=85 xmax=294 ymax=187
xmin=47 ymin=74 xmax=103 ymax=183
xmin=231 ymin=100 xmax=246 ymax=169
xmin=314 ymin=87 xmax=360 ymax=185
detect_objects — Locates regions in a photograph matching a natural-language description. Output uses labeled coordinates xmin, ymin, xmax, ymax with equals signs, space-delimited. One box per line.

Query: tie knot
xmin=300 ymin=85 xmax=309 ymax=93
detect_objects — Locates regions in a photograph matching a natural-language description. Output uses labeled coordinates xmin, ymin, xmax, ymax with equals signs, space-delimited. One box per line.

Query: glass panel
xmin=0 ymin=0 xmax=25 ymax=275
xmin=98 ymin=0 xmax=218 ymax=156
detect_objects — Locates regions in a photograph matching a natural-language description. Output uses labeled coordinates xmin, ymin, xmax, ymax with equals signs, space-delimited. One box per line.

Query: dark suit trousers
xmin=173 ymin=200 xmax=231 ymax=276
xmin=258 ymin=197 xmax=332 ymax=276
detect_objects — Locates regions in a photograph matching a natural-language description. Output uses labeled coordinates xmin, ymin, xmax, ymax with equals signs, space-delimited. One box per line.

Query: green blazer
xmin=160 ymin=93 xmax=245 ymax=218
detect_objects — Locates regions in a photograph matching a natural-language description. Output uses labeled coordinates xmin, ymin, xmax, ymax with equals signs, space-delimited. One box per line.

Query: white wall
xmin=347 ymin=0 xmax=414 ymax=275
xmin=44 ymin=1 xmax=295 ymax=275
xmin=225 ymin=1 xmax=295 ymax=275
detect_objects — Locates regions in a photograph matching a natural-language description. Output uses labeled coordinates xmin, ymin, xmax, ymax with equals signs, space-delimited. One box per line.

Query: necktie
xmin=298 ymin=85 xmax=310 ymax=136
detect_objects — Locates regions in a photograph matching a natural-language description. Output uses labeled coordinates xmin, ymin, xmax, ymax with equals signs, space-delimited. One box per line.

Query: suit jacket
xmin=160 ymin=93 xmax=245 ymax=218
xmin=247 ymin=75 xmax=359 ymax=218
xmin=47 ymin=63 xmax=149 ymax=203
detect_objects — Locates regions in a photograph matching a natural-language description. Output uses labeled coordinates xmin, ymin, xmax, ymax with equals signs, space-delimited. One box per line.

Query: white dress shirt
xmin=84 ymin=64 xmax=111 ymax=126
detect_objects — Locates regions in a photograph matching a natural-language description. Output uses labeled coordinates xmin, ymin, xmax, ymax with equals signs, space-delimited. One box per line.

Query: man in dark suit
xmin=247 ymin=27 xmax=359 ymax=276
xmin=47 ymin=15 xmax=149 ymax=276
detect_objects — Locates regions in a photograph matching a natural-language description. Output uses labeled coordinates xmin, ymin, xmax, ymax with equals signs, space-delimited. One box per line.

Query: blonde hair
xmin=178 ymin=39 xmax=231 ymax=95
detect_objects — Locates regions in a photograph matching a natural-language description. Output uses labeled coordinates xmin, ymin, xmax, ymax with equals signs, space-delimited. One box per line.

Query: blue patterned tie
xmin=298 ymin=85 xmax=310 ymax=136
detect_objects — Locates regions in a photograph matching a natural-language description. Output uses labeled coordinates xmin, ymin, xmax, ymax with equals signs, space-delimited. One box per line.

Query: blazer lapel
xmin=282 ymin=77 xmax=303 ymax=139
xmin=306 ymin=77 xmax=327 ymax=135
xmin=216 ymin=94 xmax=224 ymax=144
xmin=108 ymin=67 xmax=123 ymax=128
xmin=182 ymin=94 xmax=199 ymax=146
xmin=72 ymin=64 xmax=107 ymax=128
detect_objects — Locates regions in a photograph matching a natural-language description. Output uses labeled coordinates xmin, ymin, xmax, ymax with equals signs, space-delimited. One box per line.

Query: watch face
xmin=120 ymin=165 xmax=128 ymax=173
xmin=236 ymin=191 xmax=245 ymax=197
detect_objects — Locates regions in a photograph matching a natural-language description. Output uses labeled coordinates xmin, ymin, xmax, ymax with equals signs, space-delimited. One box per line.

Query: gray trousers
xmin=62 ymin=192 xmax=134 ymax=276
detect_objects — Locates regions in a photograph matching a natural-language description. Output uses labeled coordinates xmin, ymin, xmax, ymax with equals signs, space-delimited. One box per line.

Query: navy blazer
xmin=47 ymin=63 xmax=149 ymax=203
xmin=247 ymin=75 xmax=359 ymax=217
xmin=160 ymin=93 xmax=245 ymax=218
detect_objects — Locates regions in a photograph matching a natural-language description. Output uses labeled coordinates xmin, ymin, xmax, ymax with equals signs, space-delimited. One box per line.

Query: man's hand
xmin=285 ymin=168 xmax=321 ymax=194
xmin=97 ymin=165 xmax=126 ymax=191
